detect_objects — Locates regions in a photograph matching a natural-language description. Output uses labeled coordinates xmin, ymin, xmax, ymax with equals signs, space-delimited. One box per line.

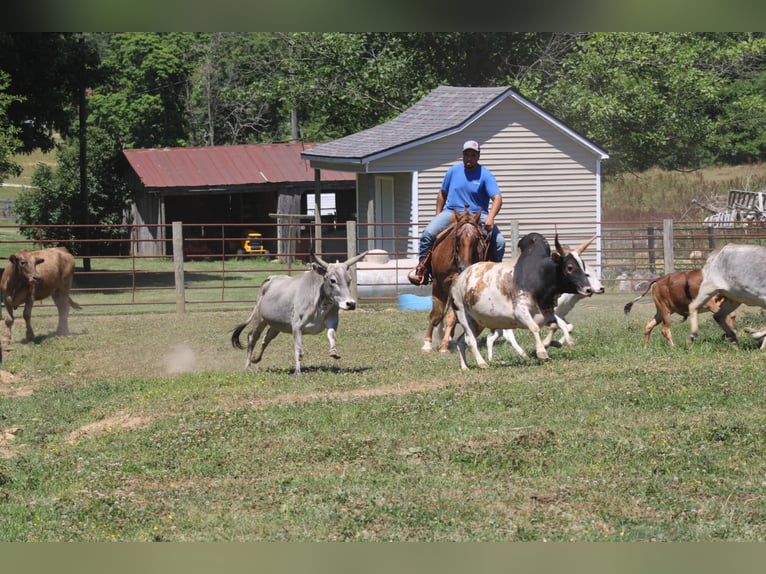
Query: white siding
xmin=366 ymin=97 xmax=602 ymax=265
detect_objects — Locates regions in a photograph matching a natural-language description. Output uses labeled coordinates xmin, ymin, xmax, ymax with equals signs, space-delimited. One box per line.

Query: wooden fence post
xmin=663 ymin=219 xmax=675 ymax=274
xmin=172 ymin=221 xmax=185 ymax=314
xmin=509 ymin=220 xmax=519 ymax=260
xmin=346 ymin=220 xmax=359 ymax=301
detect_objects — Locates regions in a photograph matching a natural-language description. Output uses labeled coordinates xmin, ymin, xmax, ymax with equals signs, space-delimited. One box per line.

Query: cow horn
xmin=312 ymin=251 xmax=330 ymax=269
xmin=554 ymin=232 xmax=565 ymax=256
xmin=574 ymin=234 xmax=597 ymax=255
xmin=344 ymin=250 xmax=369 ymax=268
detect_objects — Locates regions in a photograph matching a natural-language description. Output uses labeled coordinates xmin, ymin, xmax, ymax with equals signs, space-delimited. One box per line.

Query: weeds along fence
xmin=1 ymin=219 xmax=766 ymax=314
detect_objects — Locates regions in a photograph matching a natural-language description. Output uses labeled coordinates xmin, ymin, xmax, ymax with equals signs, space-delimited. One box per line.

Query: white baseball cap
xmin=463 ymin=140 xmax=480 ymax=153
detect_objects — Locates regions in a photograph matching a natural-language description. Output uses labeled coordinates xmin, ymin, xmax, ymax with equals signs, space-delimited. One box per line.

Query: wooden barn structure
xmin=123 ymin=143 xmax=356 ymax=256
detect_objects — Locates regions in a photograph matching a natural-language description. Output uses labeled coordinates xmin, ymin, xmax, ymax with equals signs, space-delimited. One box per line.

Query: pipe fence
xmin=1 ymin=219 xmax=765 ymax=313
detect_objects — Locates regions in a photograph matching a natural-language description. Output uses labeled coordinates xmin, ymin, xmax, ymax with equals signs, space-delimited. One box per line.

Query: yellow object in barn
xmin=243 ymin=232 xmax=266 ymax=254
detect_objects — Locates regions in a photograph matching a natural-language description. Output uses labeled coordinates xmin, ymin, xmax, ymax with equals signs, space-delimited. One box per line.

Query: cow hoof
xmin=421 ymin=343 xmax=433 ymax=353
xmin=330 ymin=351 xmax=341 ymax=359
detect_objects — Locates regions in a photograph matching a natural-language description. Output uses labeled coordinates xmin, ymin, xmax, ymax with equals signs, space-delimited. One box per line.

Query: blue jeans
xmin=418 ymin=210 xmax=505 ymax=263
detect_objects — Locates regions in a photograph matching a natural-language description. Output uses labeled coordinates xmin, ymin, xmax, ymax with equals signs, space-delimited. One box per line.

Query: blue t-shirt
xmin=441 ymin=164 xmax=500 ymax=215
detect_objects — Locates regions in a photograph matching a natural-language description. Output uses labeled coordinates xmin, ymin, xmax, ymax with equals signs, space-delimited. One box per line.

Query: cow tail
xmin=231 ymin=321 xmax=248 ymax=349
xmin=231 ymin=300 xmax=261 ymax=349
xmin=69 ymin=297 xmax=82 ymax=310
xmin=623 ymin=280 xmax=656 ymax=315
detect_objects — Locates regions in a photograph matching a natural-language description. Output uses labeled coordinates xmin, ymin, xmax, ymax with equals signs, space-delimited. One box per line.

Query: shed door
xmin=374 ymin=176 xmax=395 ymax=252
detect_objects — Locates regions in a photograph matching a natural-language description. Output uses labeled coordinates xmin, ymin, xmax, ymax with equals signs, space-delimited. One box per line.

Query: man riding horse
xmin=408 ymin=139 xmax=505 ymax=286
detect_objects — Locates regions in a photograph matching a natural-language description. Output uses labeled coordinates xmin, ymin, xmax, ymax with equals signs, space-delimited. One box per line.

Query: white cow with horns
xmin=231 ymin=250 xmax=368 ymax=374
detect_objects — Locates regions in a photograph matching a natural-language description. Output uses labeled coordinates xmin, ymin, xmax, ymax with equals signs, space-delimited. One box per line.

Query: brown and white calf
xmin=623 ymin=268 xmax=735 ymax=348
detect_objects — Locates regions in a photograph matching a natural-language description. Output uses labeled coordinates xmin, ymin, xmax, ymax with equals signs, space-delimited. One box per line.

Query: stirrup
xmin=408 ymin=268 xmax=429 ymax=286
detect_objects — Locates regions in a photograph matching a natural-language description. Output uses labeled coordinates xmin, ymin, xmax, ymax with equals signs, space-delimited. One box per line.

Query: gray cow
xmin=231 ymin=251 xmax=368 ymax=374
xmin=688 ymin=243 xmax=766 ymax=349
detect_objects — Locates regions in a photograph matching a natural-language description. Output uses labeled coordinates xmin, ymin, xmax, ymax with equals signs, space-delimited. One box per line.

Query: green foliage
xmin=14 ymin=126 xmax=130 ymax=252
xmin=0 ymin=33 xmax=101 ymax=153
xmin=88 ymin=33 xmax=195 ymax=148
xmin=6 ymin=32 xmax=766 ymax=232
xmin=0 ymin=70 xmax=22 ymax=181
xmin=533 ymin=32 xmax=766 ymax=174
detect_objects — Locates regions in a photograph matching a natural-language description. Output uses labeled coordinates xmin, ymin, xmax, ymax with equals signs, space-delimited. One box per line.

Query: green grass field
xmin=2 ymin=294 xmax=766 ymax=541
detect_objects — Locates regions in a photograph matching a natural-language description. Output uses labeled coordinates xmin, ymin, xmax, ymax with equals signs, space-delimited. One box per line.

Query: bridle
xmin=453 ymin=216 xmax=489 ymax=270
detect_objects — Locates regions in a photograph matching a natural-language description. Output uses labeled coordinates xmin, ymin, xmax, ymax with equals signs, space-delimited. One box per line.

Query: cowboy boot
xmin=408 ymin=251 xmax=432 ymax=286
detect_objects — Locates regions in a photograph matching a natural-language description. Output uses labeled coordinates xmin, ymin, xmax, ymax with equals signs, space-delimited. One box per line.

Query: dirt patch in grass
xmin=0 ymin=369 xmax=33 ymax=397
xmin=66 ymin=414 xmax=154 ymax=443
xmin=1 ymin=426 xmax=22 ymax=459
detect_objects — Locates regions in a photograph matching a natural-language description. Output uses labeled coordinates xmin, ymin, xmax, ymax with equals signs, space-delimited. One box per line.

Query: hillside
xmin=602 ymin=164 xmax=766 ymax=223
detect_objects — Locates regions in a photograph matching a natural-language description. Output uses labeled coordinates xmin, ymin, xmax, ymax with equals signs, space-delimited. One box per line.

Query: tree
xmin=87 ymin=33 xmax=195 ymax=148
xmin=15 ymin=125 xmax=131 ymax=253
xmin=532 ymin=32 xmax=766 ymax=174
xmin=0 ymin=70 xmax=22 ymax=181
xmin=0 ymin=33 xmax=101 ymax=153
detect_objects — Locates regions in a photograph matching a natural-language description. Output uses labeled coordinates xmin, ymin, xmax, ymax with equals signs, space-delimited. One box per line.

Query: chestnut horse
xmin=421 ymin=207 xmax=489 ymax=353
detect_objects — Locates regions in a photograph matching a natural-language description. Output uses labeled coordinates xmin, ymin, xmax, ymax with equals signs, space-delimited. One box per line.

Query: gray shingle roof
xmin=302 ymin=86 xmax=510 ymax=161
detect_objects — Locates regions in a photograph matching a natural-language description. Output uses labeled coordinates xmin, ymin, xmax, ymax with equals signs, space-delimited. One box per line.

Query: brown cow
xmin=623 ymin=268 xmax=736 ymax=348
xmin=1 ymin=247 xmax=81 ymax=343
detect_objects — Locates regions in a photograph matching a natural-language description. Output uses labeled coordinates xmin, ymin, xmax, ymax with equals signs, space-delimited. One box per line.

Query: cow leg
xmin=552 ymin=316 xmax=574 ymax=349
xmin=712 ymin=299 xmax=740 ymax=345
xmin=485 ymin=329 xmax=530 ymax=361
xmin=643 ymin=313 xmax=661 ymax=348
xmin=452 ymin=303 xmax=487 ymax=370
xmin=486 ymin=329 xmax=500 ymax=361
xmin=52 ymin=291 xmax=71 ymax=336
xmin=688 ymin=284 xmax=720 ymax=344
xmin=22 ymin=298 xmax=35 ymax=342
xmin=517 ymin=308 xmax=548 ymax=360
xmin=291 ymin=326 xmax=306 ymax=375
xmin=245 ymin=320 xmax=270 ymax=368
xmin=3 ymin=304 xmax=14 ymax=344
xmin=658 ymin=310 xmax=675 ymax=348
xmin=461 ymin=321 xmax=487 ymax=369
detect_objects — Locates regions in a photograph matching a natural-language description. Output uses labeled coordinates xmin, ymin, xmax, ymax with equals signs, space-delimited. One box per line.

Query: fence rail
xmin=1 ymin=219 xmax=765 ymax=313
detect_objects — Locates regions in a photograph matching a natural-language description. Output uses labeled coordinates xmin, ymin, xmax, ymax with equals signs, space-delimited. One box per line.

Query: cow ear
xmin=312 ymin=262 xmax=327 ymax=275
xmin=9 ymin=255 xmax=17 ymax=264
xmin=36 ymin=257 xmax=45 ymax=265
xmin=551 ymin=251 xmax=562 ymax=263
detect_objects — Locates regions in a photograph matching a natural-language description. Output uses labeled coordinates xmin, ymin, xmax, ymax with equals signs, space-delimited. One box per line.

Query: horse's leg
xmin=422 ymin=294 xmax=443 ymax=352
xmin=439 ymin=309 xmax=456 ymax=353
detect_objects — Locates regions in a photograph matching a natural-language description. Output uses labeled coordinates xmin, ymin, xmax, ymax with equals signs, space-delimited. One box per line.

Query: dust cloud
xmin=163 ymin=343 xmax=197 ymax=374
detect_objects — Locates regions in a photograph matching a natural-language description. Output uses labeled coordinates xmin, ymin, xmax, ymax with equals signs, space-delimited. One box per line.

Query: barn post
xmin=346 ymin=220 xmax=359 ymax=301
xmin=172 ymin=221 xmax=186 ymax=314
xmin=314 ymin=169 xmax=323 ymax=255
xmin=663 ymin=219 xmax=675 ymax=274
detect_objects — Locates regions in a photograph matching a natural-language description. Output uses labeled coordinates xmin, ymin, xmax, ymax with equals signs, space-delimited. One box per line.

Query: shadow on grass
xmin=73 ymin=271 xmax=247 ymax=292
xmin=262 ymin=364 xmax=374 ymax=375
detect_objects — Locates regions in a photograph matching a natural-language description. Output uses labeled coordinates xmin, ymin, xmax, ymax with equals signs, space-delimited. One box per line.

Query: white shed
xmin=301 ymin=85 xmax=609 ymax=272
